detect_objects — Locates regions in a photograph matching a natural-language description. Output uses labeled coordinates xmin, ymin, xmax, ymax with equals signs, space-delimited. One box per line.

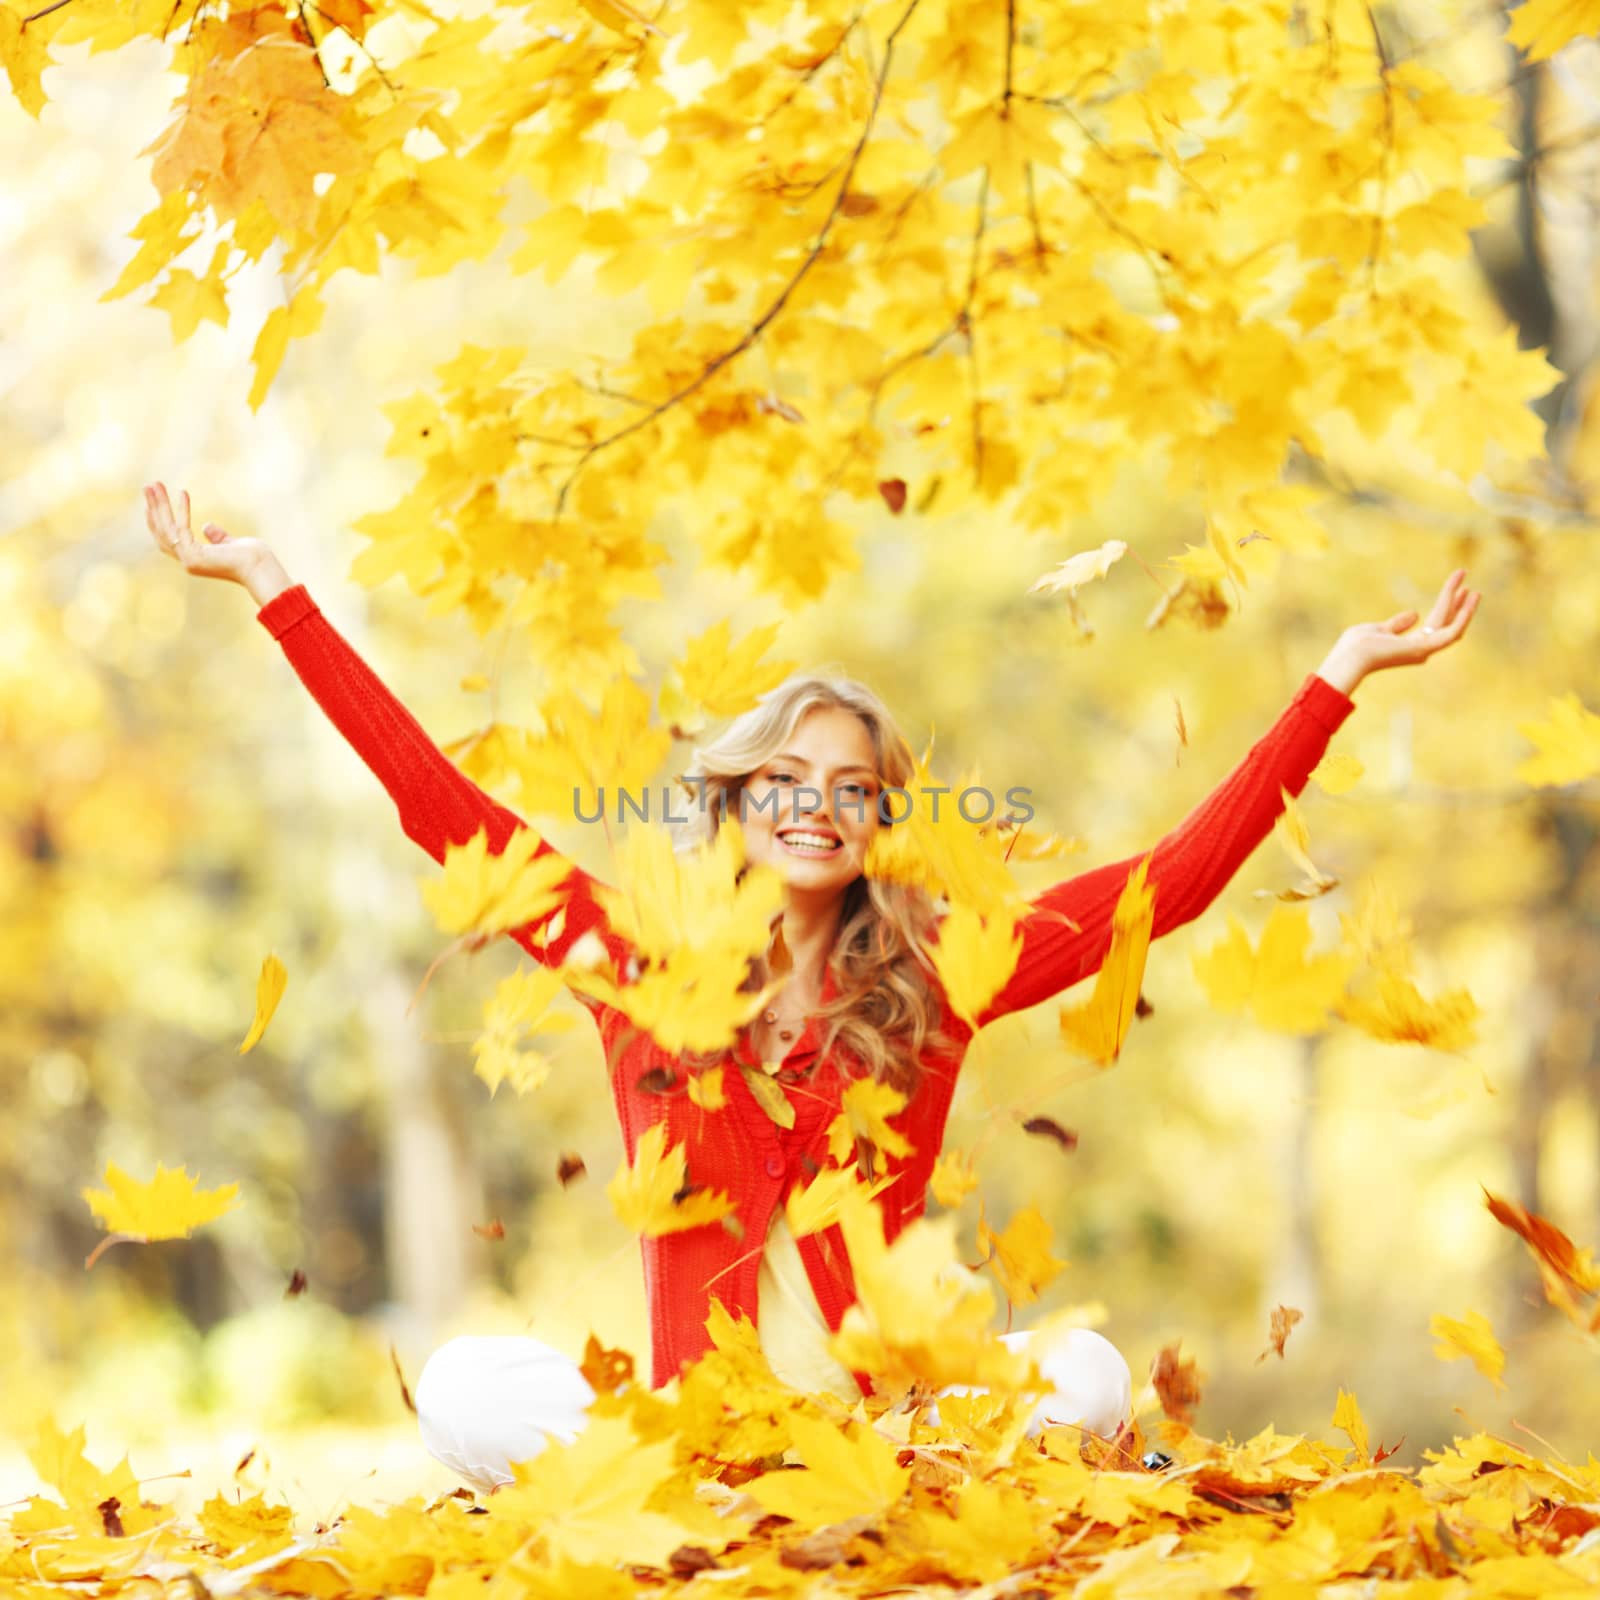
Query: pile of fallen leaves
xmin=8 ymin=1309 xmax=1600 ymax=1600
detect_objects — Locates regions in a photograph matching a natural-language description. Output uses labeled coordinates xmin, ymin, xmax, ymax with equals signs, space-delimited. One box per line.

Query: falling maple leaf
xmin=238 ymin=952 xmax=287 ymax=1053
xmin=1021 ymin=1116 xmax=1078 ymax=1154
xmin=81 ymin=1161 xmax=239 ymax=1267
xmin=662 ymin=618 xmax=795 ymax=727
xmin=786 ymin=1165 xmax=898 ymax=1237
xmin=929 ymin=1148 xmax=980 ymax=1208
xmin=686 ymin=1064 xmax=727 ymax=1110
xmin=1516 ymin=692 xmax=1600 ymax=785
xmin=421 ymin=825 xmax=572 ymax=939
xmin=1430 ymin=1310 xmax=1506 ymax=1389
xmin=1192 ymin=904 xmax=1356 ymax=1034
xmin=1151 ymin=1341 xmax=1204 ymax=1427
xmin=1310 ymin=751 xmax=1365 ymax=795
xmin=977 ymin=1203 xmax=1067 ymax=1307
xmin=826 ymin=1077 xmax=914 ymax=1175
xmin=1268 ymin=786 xmax=1338 ymax=901
xmin=1058 ymin=854 xmax=1155 ymax=1063
xmin=1255 ymin=1304 xmax=1303 ymax=1363
xmin=606 ymin=1122 xmax=737 ymax=1237
xmin=473 ymin=965 xmax=577 ymax=1094
xmin=929 ymin=901 xmax=1026 ymax=1028
xmin=1483 ymin=1190 xmax=1600 ymax=1330
xmin=1336 ymin=972 xmax=1480 ymax=1051
xmin=1027 ymin=539 xmax=1129 ymax=598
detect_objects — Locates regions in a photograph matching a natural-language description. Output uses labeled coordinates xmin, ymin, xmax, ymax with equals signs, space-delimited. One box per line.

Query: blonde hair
xmin=672 ymin=671 xmax=960 ymax=1096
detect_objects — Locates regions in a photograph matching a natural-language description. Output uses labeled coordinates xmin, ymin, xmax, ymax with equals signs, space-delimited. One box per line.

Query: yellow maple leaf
xmin=1310 ymin=751 xmax=1364 ymax=795
xmin=420 ymin=824 xmax=571 ymax=938
xmin=864 ymin=746 xmax=1026 ymax=917
xmin=17 ymin=1420 xmax=167 ymax=1536
xmin=578 ymin=0 xmax=671 ymax=39
xmin=1506 ymin=0 xmax=1600 ymax=63
xmin=149 ymin=257 xmax=230 ymax=342
xmin=1330 ymin=1387 xmax=1370 ymax=1462
xmin=1430 ymin=1310 xmax=1507 ymax=1390
xmin=239 ymin=953 xmax=288 ymax=1054
xmin=744 ymin=1413 xmax=911 ymax=1530
xmin=1515 ymin=693 xmax=1600 ymax=787
xmin=247 ymin=286 xmax=326 ymax=411
xmin=930 ymin=902 xmax=1025 ymax=1028
xmin=197 ymin=1491 xmax=294 ymax=1560
xmin=1336 ymin=972 xmax=1480 ymax=1052
xmin=736 ymin=1060 xmax=796 ymax=1129
xmin=941 ymin=98 xmax=1064 ymax=202
xmin=785 ymin=1164 xmax=898 ymax=1237
xmin=826 ymin=1077 xmax=914 ymax=1170
xmin=1337 ymin=879 xmax=1416 ymax=977
xmin=592 ymin=813 xmax=783 ymax=967
xmin=1027 ymin=539 xmax=1128 ymax=598
xmin=82 ymin=1162 xmax=240 ymax=1243
xmin=485 ymin=1413 xmax=690 ymax=1568
xmin=929 ymin=1149 xmax=980 ymax=1209
xmin=145 ymin=34 xmax=366 ymax=237
xmin=666 ymin=618 xmax=796 ymax=724
xmin=1 ymin=6 xmax=52 ymax=119
xmin=473 ymin=966 xmax=577 ymax=1094
xmin=606 ymin=1122 xmax=736 ymax=1237
xmin=686 ymin=1064 xmax=726 ymax=1111
xmin=512 ymin=678 xmax=672 ymax=819
xmin=1270 ymin=786 xmax=1338 ymax=899
xmin=1058 ymin=855 xmax=1155 ymax=1064
xmin=977 ymin=1203 xmax=1067 ymax=1307
xmin=828 ymin=1185 xmax=1029 ymax=1397
xmin=1191 ymin=904 xmax=1356 ymax=1034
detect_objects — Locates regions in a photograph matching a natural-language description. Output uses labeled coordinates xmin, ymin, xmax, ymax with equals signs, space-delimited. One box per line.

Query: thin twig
xmin=1363 ymin=3 xmax=1394 ymax=297
xmin=964 ymin=167 xmax=991 ymax=486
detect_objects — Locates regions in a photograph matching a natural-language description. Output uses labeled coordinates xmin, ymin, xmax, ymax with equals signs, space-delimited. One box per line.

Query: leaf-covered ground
xmin=8 ymin=1328 xmax=1599 ymax=1600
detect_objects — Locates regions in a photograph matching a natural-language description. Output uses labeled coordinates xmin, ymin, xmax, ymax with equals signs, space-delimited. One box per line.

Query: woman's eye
xmin=769 ymin=772 xmax=795 ymax=784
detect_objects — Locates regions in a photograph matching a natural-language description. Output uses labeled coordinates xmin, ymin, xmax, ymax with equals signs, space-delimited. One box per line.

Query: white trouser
xmin=415 ymin=1325 xmax=1133 ymax=1493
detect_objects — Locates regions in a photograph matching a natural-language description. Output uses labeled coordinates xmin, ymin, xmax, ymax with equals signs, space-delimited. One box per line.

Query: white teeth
xmin=781 ymin=832 xmax=840 ymax=852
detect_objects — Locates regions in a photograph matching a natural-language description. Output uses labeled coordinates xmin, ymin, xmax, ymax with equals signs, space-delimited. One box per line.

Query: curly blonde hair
xmin=672 ymin=671 xmax=960 ymax=1096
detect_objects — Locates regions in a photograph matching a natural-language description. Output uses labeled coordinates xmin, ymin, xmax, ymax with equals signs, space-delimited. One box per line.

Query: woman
xmin=142 ymin=482 xmax=1478 ymax=1489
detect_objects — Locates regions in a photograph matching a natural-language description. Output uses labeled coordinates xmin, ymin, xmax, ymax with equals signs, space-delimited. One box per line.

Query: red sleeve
xmin=257 ymin=583 xmax=631 ymax=978
xmin=972 ymin=671 xmax=1356 ymax=1028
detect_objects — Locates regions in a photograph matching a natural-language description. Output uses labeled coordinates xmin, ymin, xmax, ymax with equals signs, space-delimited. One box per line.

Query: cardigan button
xmin=764 ymin=1155 xmax=784 ymax=1179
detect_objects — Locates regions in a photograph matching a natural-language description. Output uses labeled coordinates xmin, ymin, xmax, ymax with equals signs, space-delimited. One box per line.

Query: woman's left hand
xmin=1314 ymin=569 xmax=1480 ymax=697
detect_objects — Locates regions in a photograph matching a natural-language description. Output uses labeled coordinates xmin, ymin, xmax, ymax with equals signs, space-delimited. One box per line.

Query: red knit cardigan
xmin=258 ymin=584 xmax=1356 ymax=1393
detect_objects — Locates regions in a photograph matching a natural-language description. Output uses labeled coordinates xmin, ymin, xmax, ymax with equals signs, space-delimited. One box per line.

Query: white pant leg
xmin=415 ymin=1334 xmax=596 ymax=1492
xmin=927 ymin=1326 xmax=1132 ymax=1441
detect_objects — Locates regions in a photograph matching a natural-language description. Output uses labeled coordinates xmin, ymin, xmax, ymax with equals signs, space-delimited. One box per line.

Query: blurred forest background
xmin=4 ymin=0 xmax=1600 ymax=1511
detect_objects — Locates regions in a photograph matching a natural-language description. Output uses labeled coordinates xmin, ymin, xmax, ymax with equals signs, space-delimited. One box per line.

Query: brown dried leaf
xmin=1151 ymin=1340 xmax=1204 ymax=1426
xmin=1021 ymin=1116 xmax=1078 ymax=1153
xmin=1255 ymin=1304 xmax=1303 ymax=1363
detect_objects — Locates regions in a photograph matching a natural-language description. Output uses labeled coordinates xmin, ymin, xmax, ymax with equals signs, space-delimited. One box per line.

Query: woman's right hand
xmin=143 ymin=481 xmax=291 ymax=604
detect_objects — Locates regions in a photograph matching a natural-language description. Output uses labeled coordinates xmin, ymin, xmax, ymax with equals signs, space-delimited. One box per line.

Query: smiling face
xmin=739 ymin=704 xmax=883 ymax=903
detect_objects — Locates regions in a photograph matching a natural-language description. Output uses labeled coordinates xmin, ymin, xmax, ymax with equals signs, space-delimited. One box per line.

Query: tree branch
xmin=546 ymin=0 xmax=925 ymax=519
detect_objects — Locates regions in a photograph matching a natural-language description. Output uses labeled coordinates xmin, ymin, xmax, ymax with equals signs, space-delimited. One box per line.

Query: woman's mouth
xmin=778 ymin=830 xmax=842 ymax=857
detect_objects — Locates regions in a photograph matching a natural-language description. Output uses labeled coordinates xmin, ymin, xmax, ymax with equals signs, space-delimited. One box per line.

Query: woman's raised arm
xmin=973 ymin=570 xmax=1480 ymax=1028
xmin=142 ymin=482 xmax=630 ymax=978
